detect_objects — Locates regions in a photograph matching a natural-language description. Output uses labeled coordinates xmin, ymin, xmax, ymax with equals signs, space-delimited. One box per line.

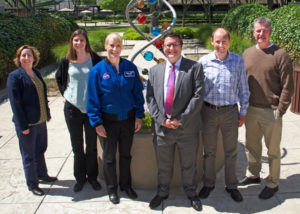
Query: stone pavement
xmin=1 ymin=93 xmax=300 ymax=213
xmin=1 ymin=38 xmax=300 ymax=213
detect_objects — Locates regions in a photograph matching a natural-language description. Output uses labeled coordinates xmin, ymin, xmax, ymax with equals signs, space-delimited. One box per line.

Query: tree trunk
xmin=267 ymin=0 xmax=273 ymax=10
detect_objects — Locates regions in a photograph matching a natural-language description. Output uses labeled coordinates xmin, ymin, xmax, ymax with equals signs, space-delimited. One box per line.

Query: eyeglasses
xmin=164 ymin=43 xmax=181 ymax=48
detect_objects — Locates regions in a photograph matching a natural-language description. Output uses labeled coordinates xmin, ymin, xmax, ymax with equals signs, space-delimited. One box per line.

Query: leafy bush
xmin=222 ymin=4 xmax=270 ymax=37
xmin=142 ymin=112 xmax=152 ymax=130
xmin=139 ymin=24 xmax=150 ymax=33
xmin=173 ymin=27 xmax=194 ymax=39
xmin=205 ymin=32 xmax=253 ymax=56
xmin=269 ymin=4 xmax=300 ymax=64
xmin=123 ymin=28 xmax=145 ymax=40
xmin=52 ymin=30 xmax=108 ymax=62
xmin=0 ymin=13 xmax=78 ymax=83
xmin=194 ymin=24 xmax=216 ymax=43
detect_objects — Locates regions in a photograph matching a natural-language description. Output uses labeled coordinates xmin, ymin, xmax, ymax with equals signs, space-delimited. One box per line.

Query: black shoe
xmin=198 ymin=186 xmax=215 ymax=199
xmin=88 ymin=180 xmax=101 ymax=191
xmin=39 ymin=175 xmax=57 ymax=183
xmin=73 ymin=182 xmax=85 ymax=192
xmin=149 ymin=195 xmax=168 ymax=209
xmin=259 ymin=186 xmax=278 ymax=199
xmin=28 ymin=187 xmax=44 ymax=196
xmin=225 ymin=188 xmax=243 ymax=202
xmin=109 ymin=192 xmax=120 ymax=204
xmin=190 ymin=196 xmax=202 ymax=211
xmin=239 ymin=177 xmax=261 ymax=185
xmin=120 ymin=187 xmax=138 ymax=199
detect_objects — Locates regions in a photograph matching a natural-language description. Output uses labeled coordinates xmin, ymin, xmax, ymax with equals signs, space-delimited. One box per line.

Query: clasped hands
xmin=162 ymin=118 xmax=181 ymax=129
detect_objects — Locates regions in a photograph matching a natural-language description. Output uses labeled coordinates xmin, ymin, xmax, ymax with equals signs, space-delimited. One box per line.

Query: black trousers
xmin=64 ymin=101 xmax=98 ymax=183
xmin=100 ymin=116 xmax=135 ymax=193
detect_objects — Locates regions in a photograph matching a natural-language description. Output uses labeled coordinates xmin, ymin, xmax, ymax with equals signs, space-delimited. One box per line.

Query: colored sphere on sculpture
xmin=137 ymin=13 xmax=147 ymax=24
xmin=144 ymin=51 xmax=154 ymax=61
xmin=148 ymin=0 xmax=157 ymax=5
xmin=137 ymin=0 xmax=144 ymax=8
xmin=152 ymin=27 xmax=160 ymax=36
xmin=162 ymin=22 xmax=169 ymax=30
xmin=155 ymin=39 xmax=163 ymax=49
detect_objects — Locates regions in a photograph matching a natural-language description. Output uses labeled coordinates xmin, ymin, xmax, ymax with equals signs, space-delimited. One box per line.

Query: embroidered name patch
xmin=102 ymin=72 xmax=110 ymax=80
xmin=124 ymin=70 xmax=135 ymax=77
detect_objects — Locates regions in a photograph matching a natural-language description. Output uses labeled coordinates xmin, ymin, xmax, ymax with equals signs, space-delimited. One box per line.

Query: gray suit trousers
xmin=202 ymin=104 xmax=239 ymax=189
xmin=153 ymin=133 xmax=199 ymax=198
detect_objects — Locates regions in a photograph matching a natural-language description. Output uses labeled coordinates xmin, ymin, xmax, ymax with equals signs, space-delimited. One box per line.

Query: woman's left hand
xmin=135 ymin=118 xmax=142 ymax=133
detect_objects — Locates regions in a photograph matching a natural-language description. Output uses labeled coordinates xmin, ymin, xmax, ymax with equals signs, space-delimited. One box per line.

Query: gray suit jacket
xmin=146 ymin=57 xmax=204 ymax=138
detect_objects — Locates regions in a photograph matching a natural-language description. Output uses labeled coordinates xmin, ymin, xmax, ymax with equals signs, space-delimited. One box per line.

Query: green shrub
xmin=139 ymin=24 xmax=150 ymax=33
xmin=51 ymin=30 xmax=108 ymax=62
xmin=173 ymin=27 xmax=194 ymax=39
xmin=205 ymin=32 xmax=253 ymax=56
xmin=142 ymin=112 xmax=152 ymax=130
xmin=123 ymin=28 xmax=145 ymax=40
xmin=222 ymin=4 xmax=270 ymax=37
xmin=0 ymin=13 xmax=78 ymax=82
xmin=269 ymin=4 xmax=300 ymax=64
xmin=194 ymin=25 xmax=216 ymax=43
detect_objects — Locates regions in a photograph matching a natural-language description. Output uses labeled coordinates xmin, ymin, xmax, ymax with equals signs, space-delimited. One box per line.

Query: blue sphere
xmin=148 ymin=0 xmax=157 ymax=5
xmin=144 ymin=51 xmax=154 ymax=61
xmin=152 ymin=27 xmax=161 ymax=36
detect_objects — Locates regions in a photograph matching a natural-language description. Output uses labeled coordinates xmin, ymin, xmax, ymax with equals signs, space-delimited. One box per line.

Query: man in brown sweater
xmin=240 ymin=17 xmax=294 ymax=199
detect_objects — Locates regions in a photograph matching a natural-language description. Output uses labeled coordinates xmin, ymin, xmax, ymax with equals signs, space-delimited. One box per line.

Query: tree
xmin=181 ymin=0 xmax=194 ymax=27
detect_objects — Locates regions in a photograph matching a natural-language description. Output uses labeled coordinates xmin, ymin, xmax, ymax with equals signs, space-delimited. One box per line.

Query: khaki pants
xmin=245 ymin=106 xmax=282 ymax=188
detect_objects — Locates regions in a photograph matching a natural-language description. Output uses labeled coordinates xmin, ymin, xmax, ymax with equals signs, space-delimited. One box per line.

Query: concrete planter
xmin=97 ymin=130 xmax=224 ymax=189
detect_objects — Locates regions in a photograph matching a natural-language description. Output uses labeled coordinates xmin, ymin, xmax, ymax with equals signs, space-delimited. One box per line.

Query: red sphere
xmin=155 ymin=39 xmax=163 ymax=49
xmin=137 ymin=13 xmax=146 ymax=24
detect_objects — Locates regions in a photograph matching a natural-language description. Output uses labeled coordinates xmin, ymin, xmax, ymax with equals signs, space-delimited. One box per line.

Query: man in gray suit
xmin=146 ymin=32 xmax=204 ymax=211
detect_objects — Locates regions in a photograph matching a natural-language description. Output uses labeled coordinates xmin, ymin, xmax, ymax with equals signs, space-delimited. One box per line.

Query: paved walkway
xmin=1 ymin=39 xmax=300 ymax=213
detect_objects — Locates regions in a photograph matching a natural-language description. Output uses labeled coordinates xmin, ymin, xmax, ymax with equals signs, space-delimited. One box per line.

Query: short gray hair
xmin=253 ymin=17 xmax=272 ymax=29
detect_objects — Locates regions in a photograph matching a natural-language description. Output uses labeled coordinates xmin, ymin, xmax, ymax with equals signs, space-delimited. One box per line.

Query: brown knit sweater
xmin=243 ymin=44 xmax=294 ymax=116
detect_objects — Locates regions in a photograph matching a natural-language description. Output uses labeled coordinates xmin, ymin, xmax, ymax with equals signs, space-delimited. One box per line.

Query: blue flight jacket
xmin=86 ymin=58 xmax=145 ymax=127
xmin=7 ymin=67 xmax=51 ymax=131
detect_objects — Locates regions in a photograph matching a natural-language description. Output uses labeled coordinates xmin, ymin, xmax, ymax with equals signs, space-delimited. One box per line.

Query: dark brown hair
xmin=66 ymin=29 xmax=92 ymax=61
xmin=14 ymin=45 xmax=40 ymax=68
xmin=163 ymin=32 xmax=183 ymax=46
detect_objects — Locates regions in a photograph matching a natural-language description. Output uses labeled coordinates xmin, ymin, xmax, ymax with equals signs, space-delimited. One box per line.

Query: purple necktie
xmin=165 ymin=65 xmax=175 ymax=115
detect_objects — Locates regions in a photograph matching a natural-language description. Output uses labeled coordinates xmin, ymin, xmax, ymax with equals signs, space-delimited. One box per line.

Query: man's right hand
xmin=96 ymin=125 xmax=107 ymax=138
xmin=162 ymin=118 xmax=181 ymax=129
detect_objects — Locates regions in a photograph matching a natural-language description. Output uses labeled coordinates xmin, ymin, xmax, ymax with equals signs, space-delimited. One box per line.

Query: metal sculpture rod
xmin=125 ymin=0 xmax=177 ymax=62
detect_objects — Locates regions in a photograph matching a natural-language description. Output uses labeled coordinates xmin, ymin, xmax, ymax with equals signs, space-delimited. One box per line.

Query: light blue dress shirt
xmin=198 ymin=51 xmax=250 ymax=115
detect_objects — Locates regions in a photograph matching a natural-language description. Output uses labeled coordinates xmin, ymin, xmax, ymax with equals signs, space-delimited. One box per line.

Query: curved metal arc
xmin=125 ymin=0 xmax=177 ymax=62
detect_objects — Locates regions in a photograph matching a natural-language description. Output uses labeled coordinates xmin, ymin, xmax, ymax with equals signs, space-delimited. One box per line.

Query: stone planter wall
xmin=97 ymin=131 xmax=224 ymax=190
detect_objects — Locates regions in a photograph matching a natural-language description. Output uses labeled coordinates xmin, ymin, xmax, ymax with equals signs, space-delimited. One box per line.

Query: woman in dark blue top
xmin=7 ymin=45 xmax=57 ymax=196
xmin=87 ymin=33 xmax=145 ymax=204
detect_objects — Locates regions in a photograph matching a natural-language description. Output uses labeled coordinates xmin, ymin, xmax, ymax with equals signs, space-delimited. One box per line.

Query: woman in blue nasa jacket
xmin=7 ymin=45 xmax=57 ymax=196
xmin=87 ymin=33 xmax=145 ymax=204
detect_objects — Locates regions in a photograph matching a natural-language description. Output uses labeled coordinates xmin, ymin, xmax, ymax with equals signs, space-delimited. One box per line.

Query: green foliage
xmin=173 ymin=27 xmax=194 ymax=39
xmin=139 ymin=24 xmax=150 ymax=34
xmin=123 ymin=28 xmax=144 ymax=40
xmin=98 ymin=0 xmax=130 ymax=12
xmin=142 ymin=113 xmax=152 ymax=130
xmin=205 ymin=32 xmax=253 ymax=56
xmin=0 ymin=13 xmax=78 ymax=82
xmin=222 ymin=4 xmax=270 ymax=37
xmin=51 ymin=30 xmax=108 ymax=62
xmin=269 ymin=4 xmax=300 ymax=64
xmin=194 ymin=25 xmax=216 ymax=43
xmin=222 ymin=3 xmax=300 ymax=64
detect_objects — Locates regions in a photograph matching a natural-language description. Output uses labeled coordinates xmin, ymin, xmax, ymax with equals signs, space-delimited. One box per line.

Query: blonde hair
xmin=14 ymin=45 xmax=40 ymax=68
xmin=105 ymin=33 xmax=123 ymax=49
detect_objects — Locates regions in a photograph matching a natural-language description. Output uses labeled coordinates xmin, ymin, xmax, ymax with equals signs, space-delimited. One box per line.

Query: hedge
xmin=222 ymin=3 xmax=300 ymax=64
xmin=0 ymin=13 xmax=78 ymax=84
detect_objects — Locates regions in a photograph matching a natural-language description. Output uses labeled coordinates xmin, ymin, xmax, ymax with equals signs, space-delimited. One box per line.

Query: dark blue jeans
xmin=64 ymin=101 xmax=98 ymax=183
xmin=16 ymin=122 xmax=48 ymax=188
